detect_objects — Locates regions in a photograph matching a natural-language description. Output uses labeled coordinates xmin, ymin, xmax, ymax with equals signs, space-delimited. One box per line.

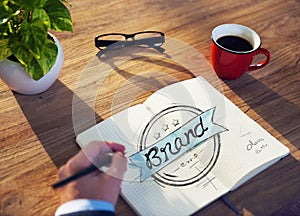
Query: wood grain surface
xmin=0 ymin=0 xmax=299 ymax=215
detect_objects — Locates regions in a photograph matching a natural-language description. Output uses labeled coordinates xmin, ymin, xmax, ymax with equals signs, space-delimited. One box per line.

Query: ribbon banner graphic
xmin=129 ymin=107 xmax=227 ymax=181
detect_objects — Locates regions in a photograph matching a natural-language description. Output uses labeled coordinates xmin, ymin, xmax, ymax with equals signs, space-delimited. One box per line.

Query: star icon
xmin=162 ymin=124 xmax=169 ymax=131
xmin=172 ymin=119 xmax=179 ymax=127
xmin=153 ymin=132 xmax=161 ymax=140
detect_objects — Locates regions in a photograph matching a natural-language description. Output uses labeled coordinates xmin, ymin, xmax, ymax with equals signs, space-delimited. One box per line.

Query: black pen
xmin=52 ymin=154 xmax=113 ymax=189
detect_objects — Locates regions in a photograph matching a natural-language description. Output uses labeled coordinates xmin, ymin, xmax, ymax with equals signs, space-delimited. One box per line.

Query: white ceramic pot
xmin=0 ymin=33 xmax=64 ymax=95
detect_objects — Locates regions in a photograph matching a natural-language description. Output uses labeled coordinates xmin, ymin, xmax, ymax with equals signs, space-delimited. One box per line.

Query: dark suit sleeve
xmin=59 ymin=210 xmax=116 ymax=216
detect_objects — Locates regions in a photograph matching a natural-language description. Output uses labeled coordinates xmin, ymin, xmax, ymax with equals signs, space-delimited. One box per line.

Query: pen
xmin=52 ymin=154 xmax=113 ymax=189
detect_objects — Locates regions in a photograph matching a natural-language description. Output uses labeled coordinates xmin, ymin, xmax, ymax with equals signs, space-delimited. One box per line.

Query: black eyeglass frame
xmin=95 ymin=31 xmax=165 ymax=50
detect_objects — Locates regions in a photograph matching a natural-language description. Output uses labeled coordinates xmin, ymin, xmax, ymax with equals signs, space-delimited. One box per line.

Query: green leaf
xmin=32 ymin=8 xmax=50 ymax=28
xmin=38 ymin=39 xmax=58 ymax=74
xmin=45 ymin=0 xmax=73 ymax=32
xmin=9 ymin=37 xmax=32 ymax=66
xmin=26 ymin=40 xmax=57 ymax=80
xmin=19 ymin=20 xmax=48 ymax=57
xmin=9 ymin=36 xmax=58 ymax=80
xmin=0 ymin=1 xmax=21 ymax=25
xmin=0 ymin=23 xmax=9 ymax=36
xmin=0 ymin=39 xmax=12 ymax=59
xmin=0 ymin=0 xmax=11 ymax=16
xmin=10 ymin=0 xmax=46 ymax=9
xmin=26 ymin=58 xmax=44 ymax=80
xmin=0 ymin=17 xmax=9 ymax=25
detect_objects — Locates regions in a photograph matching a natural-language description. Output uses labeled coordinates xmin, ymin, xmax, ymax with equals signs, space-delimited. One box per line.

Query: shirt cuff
xmin=55 ymin=199 xmax=115 ymax=216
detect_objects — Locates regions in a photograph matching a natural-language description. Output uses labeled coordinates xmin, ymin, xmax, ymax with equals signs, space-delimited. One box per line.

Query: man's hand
xmin=57 ymin=141 xmax=127 ymax=205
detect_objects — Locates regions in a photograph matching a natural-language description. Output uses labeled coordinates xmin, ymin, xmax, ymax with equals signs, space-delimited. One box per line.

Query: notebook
xmin=76 ymin=76 xmax=289 ymax=216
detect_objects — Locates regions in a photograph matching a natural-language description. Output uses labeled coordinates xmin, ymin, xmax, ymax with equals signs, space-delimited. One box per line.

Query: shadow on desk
xmin=225 ymin=73 xmax=300 ymax=151
xmin=204 ymin=73 xmax=300 ymax=216
xmin=194 ymin=154 xmax=300 ymax=216
xmin=13 ymin=80 xmax=104 ymax=168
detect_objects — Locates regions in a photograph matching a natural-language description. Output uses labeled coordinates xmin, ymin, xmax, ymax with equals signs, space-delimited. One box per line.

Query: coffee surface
xmin=217 ymin=35 xmax=253 ymax=52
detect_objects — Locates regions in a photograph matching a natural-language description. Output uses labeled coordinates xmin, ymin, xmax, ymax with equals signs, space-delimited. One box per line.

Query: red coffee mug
xmin=211 ymin=24 xmax=270 ymax=80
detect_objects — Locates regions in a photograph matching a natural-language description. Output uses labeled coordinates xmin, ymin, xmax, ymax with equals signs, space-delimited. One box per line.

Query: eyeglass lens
xmin=96 ymin=34 xmax=126 ymax=50
xmin=134 ymin=32 xmax=164 ymax=48
xmin=96 ymin=32 xmax=164 ymax=50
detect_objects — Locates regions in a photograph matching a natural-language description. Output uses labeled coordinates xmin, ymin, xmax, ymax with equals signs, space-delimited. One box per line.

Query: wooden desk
xmin=0 ymin=0 xmax=299 ymax=215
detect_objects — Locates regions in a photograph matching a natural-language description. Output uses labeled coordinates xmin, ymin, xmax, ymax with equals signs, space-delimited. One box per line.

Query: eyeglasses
xmin=95 ymin=31 xmax=165 ymax=50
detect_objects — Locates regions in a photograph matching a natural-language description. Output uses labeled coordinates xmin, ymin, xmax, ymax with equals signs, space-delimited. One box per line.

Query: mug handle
xmin=247 ymin=48 xmax=270 ymax=71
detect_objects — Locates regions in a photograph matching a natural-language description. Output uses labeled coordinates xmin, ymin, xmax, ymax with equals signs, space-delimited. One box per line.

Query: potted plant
xmin=0 ymin=0 xmax=73 ymax=94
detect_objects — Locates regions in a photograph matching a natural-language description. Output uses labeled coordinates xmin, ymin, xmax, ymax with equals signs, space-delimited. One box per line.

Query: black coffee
xmin=216 ymin=35 xmax=253 ymax=52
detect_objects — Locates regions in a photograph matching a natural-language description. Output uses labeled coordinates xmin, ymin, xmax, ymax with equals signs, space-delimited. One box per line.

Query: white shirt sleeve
xmin=55 ymin=199 xmax=115 ymax=216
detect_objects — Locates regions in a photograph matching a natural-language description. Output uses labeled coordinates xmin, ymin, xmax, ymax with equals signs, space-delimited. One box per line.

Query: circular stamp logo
xmin=138 ymin=105 xmax=221 ymax=187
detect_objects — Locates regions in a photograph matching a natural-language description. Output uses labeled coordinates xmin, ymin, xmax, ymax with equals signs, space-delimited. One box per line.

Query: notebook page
xmin=142 ymin=76 xmax=289 ymax=191
xmin=209 ymin=105 xmax=290 ymax=189
xmin=121 ymin=171 xmax=229 ymax=216
xmin=76 ymin=104 xmax=152 ymax=155
xmin=77 ymin=98 xmax=230 ymax=215
xmin=77 ymin=76 xmax=289 ymax=215
xmin=119 ymin=77 xmax=230 ymax=215
xmin=198 ymin=78 xmax=290 ymax=190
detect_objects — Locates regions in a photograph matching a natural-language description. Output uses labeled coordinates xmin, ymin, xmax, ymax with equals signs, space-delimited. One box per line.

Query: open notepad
xmin=76 ymin=76 xmax=289 ymax=216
